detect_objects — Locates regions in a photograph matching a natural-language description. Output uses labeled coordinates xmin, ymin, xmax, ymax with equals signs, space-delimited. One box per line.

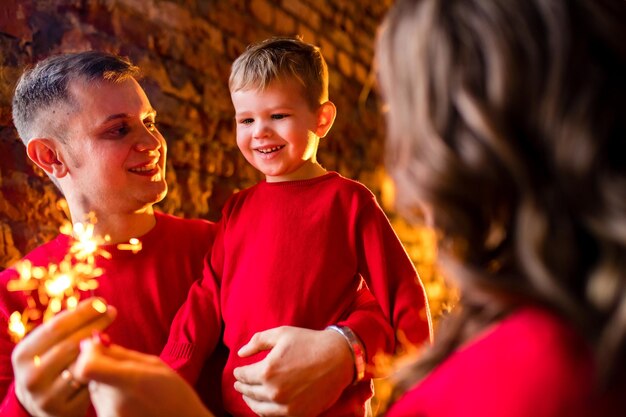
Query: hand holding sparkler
xmin=11 ymin=298 xmax=116 ymax=417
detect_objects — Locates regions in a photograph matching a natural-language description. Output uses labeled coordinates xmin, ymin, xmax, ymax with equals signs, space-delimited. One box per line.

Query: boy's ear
xmin=315 ymin=101 xmax=337 ymax=138
xmin=26 ymin=138 xmax=69 ymax=178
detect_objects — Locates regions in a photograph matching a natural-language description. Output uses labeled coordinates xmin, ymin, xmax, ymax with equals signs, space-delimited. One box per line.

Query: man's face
xmin=59 ymin=77 xmax=167 ymax=217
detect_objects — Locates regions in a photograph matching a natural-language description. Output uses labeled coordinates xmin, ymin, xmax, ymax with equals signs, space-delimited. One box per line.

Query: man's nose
xmin=134 ymin=128 xmax=162 ymax=152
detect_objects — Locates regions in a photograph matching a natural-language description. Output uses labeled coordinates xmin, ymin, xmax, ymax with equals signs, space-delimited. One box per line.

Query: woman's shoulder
xmin=485 ymin=307 xmax=589 ymax=361
xmin=387 ymin=306 xmax=595 ymax=417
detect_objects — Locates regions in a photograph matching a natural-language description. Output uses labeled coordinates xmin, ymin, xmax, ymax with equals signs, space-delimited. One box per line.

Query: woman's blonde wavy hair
xmin=377 ymin=0 xmax=626 ymax=399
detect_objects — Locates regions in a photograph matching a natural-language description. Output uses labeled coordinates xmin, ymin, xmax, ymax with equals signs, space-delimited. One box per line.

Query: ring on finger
xmin=61 ymin=368 xmax=85 ymax=390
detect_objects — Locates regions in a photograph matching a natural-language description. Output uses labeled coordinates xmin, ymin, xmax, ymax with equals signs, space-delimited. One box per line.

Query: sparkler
xmin=6 ymin=215 xmax=141 ymax=343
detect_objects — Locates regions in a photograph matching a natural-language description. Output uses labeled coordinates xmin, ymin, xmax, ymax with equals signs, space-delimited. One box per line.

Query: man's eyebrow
xmin=101 ymin=108 xmax=157 ymax=124
xmin=102 ymin=113 xmax=129 ymax=123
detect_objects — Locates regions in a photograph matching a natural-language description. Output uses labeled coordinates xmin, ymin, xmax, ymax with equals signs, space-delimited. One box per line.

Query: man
xmin=0 ymin=51 xmax=394 ymax=417
xmin=0 ymin=51 xmax=221 ymax=417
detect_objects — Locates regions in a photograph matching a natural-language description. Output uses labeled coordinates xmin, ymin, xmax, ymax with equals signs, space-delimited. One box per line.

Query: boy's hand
xmin=233 ymin=326 xmax=354 ymax=417
xmin=11 ymin=298 xmax=116 ymax=417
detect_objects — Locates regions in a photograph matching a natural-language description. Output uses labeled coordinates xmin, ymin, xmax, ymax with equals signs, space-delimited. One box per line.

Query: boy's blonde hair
xmin=229 ymin=37 xmax=329 ymax=109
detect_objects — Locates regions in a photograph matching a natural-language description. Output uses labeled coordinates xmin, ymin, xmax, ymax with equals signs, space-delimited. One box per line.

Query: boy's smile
xmin=255 ymin=144 xmax=285 ymax=156
xmin=231 ymin=78 xmax=334 ymax=182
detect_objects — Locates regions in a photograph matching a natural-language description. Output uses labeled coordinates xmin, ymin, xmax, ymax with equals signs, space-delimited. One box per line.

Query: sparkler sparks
xmin=68 ymin=221 xmax=112 ymax=263
xmin=116 ymin=238 xmax=142 ymax=254
xmin=6 ymin=216 xmax=141 ymax=342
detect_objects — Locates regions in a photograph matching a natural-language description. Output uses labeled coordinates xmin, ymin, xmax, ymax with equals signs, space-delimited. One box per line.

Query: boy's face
xmin=231 ymin=78 xmax=325 ymax=182
xmin=57 ymin=77 xmax=167 ymax=216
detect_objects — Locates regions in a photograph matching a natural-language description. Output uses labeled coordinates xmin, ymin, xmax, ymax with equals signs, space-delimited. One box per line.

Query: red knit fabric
xmin=0 ymin=212 xmax=222 ymax=416
xmin=386 ymin=307 xmax=596 ymax=417
xmin=163 ymin=172 xmax=431 ymax=416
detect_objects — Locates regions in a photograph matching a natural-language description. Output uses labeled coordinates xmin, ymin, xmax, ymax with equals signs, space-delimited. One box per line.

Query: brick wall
xmin=0 ymin=1 xmax=457 ymax=325
xmin=0 ymin=0 xmax=392 ymax=267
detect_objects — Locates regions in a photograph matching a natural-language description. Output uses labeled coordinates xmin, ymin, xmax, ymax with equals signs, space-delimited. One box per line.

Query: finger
xmin=74 ymin=341 xmax=162 ymax=386
xmin=31 ymin=365 xmax=90 ymax=414
xmin=238 ymin=327 xmax=285 ymax=357
xmin=241 ymin=394 xmax=287 ymax=417
xmin=16 ymin=298 xmax=115 ymax=358
xmin=80 ymin=339 xmax=162 ymax=365
xmin=87 ymin=381 xmax=117 ymax=417
xmin=75 ymin=352 xmax=142 ymax=387
xmin=233 ymin=360 xmax=268 ymax=385
xmin=99 ymin=345 xmax=157 ymax=363
xmin=55 ymin=366 xmax=89 ymax=399
xmin=233 ymin=380 xmax=271 ymax=402
xmin=24 ymin=308 xmax=117 ymax=384
xmin=66 ymin=383 xmax=90 ymax=404
xmin=41 ymin=384 xmax=91 ymax=417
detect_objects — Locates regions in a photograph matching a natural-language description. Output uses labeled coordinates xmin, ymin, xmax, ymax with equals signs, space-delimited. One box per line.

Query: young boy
xmin=162 ymin=37 xmax=431 ymax=416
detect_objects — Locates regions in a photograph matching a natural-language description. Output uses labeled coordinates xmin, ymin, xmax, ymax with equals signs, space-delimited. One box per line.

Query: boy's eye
xmin=240 ymin=118 xmax=254 ymax=125
xmin=272 ymin=114 xmax=288 ymax=120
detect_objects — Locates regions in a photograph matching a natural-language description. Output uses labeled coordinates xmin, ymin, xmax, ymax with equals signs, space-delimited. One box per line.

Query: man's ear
xmin=315 ymin=101 xmax=337 ymax=138
xmin=26 ymin=138 xmax=69 ymax=178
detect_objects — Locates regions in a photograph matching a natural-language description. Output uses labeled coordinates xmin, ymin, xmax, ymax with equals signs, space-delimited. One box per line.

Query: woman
xmin=377 ymin=0 xmax=626 ymax=416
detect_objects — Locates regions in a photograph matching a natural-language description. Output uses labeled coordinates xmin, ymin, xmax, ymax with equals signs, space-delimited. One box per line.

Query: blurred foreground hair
xmin=377 ymin=0 xmax=626 ymax=398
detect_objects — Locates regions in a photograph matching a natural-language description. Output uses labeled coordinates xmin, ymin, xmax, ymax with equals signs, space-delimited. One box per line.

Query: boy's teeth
xmin=258 ymin=145 xmax=283 ymax=154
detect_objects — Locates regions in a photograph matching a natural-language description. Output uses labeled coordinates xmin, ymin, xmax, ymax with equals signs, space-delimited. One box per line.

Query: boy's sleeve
xmin=335 ymin=281 xmax=394 ymax=379
xmin=161 ymin=251 xmax=223 ymax=385
xmin=349 ymin=194 xmax=432 ymax=350
xmin=161 ymin=200 xmax=236 ymax=386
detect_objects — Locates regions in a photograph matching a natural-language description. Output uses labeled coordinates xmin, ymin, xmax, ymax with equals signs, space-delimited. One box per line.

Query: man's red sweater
xmin=0 ymin=212 xmax=220 ymax=416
